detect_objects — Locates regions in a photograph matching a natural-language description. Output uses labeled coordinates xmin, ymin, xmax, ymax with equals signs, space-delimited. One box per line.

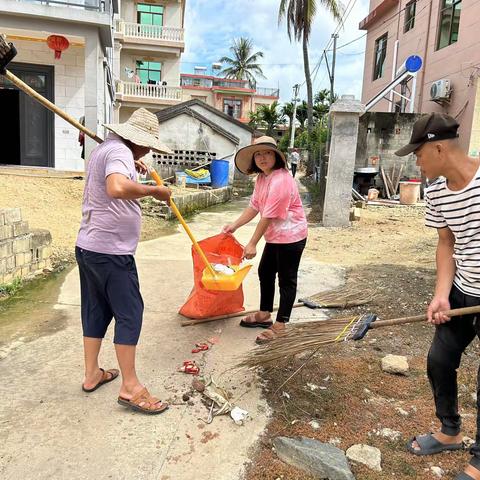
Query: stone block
xmin=24 ymin=251 xmax=33 ymax=264
xmin=31 ymin=229 xmax=52 ymax=248
xmin=6 ymin=255 xmax=15 ymax=272
xmin=37 ymin=246 xmax=51 ymax=260
xmin=0 ymin=258 xmax=7 ymax=275
xmin=4 ymin=208 xmax=22 ymax=225
xmin=274 ymin=437 xmax=355 ymax=480
xmin=12 ymin=235 xmax=32 ymax=254
xmin=15 ymin=253 xmax=25 ymax=268
xmin=0 ymin=225 xmax=13 ymax=241
xmin=12 ymin=221 xmax=29 ymax=237
xmin=20 ymin=266 xmax=31 ymax=277
xmin=0 ymin=211 xmax=5 ymax=226
xmin=0 ymin=240 xmax=13 ymax=259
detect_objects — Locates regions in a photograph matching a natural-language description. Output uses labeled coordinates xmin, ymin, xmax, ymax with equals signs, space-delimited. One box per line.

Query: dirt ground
xmin=0 ymin=172 xmax=177 ymax=265
xmin=245 ymin=201 xmax=480 ymax=479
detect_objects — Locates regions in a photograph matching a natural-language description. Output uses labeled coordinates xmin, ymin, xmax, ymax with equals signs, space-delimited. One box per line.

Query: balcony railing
xmin=117 ymin=81 xmax=182 ymax=102
xmin=116 ymin=21 xmax=184 ymax=43
xmin=23 ymin=0 xmax=110 ymax=12
xmin=256 ymin=87 xmax=280 ymax=97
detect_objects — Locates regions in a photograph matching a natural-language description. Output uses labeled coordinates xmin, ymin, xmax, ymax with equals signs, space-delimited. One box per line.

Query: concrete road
xmin=0 ymin=198 xmax=343 ymax=480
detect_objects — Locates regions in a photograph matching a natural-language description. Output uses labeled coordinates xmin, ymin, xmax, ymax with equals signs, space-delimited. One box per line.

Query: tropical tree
xmin=257 ymin=101 xmax=284 ymax=136
xmin=281 ymin=101 xmax=296 ymax=137
xmin=218 ymin=37 xmax=265 ymax=88
xmin=279 ymin=0 xmax=342 ymax=139
xmin=313 ymin=88 xmax=332 ymax=125
xmin=295 ymin=101 xmax=308 ymax=130
xmin=248 ymin=110 xmax=263 ymax=130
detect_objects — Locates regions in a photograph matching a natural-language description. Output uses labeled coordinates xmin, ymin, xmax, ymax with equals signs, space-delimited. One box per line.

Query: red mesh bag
xmin=179 ymin=233 xmax=246 ymax=319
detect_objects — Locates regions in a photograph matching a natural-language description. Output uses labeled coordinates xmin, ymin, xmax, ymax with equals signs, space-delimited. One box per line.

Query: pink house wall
xmin=361 ymin=0 xmax=480 ymax=152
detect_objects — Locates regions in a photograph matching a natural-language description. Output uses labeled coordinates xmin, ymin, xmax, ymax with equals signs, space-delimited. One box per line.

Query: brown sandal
xmin=118 ymin=387 xmax=169 ymax=415
xmin=255 ymin=327 xmax=285 ymax=345
xmin=82 ymin=368 xmax=119 ymax=393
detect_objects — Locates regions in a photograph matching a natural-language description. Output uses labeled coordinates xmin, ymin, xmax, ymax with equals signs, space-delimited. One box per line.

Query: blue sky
xmin=181 ymin=0 xmax=370 ymax=104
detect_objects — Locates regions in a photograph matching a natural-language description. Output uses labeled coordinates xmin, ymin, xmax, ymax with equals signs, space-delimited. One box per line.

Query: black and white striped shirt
xmin=425 ymin=169 xmax=480 ymax=297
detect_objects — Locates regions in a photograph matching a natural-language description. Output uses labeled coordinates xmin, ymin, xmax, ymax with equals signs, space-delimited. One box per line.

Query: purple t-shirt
xmin=76 ymin=134 xmax=141 ymax=255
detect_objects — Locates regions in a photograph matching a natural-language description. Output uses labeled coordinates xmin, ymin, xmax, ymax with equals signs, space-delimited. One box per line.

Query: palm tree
xmin=257 ymin=101 xmax=284 ymax=136
xmin=219 ymin=37 xmax=266 ymax=88
xmin=313 ymin=88 xmax=332 ymax=124
xmin=279 ymin=0 xmax=342 ymax=138
xmin=295 ymin=101 xmax=308 ymax=130
xmin=281 ymin=101 xmax=295 ymax=137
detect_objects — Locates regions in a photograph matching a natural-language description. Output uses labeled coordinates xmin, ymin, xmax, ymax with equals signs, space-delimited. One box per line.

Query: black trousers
xmin=258 ymin=238 xmax=306 ymax=323
xmin=291 ymin=164 xmax=297 ymax=178
xmin=427 ymin=285 xmax=480 ymax=467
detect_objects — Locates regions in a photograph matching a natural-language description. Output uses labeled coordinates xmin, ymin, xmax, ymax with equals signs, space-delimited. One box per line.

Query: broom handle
xmin=371 ymin=305 xmax=480 ymax=329
xmin=4 ymin=70 xmax=103 ymax=144
xmin=149 ymin=169 xmax=217 ymax=278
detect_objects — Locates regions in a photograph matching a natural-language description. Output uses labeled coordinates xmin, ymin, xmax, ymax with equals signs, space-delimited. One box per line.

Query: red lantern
xmin=47 ymin=35 xmax=70 ymax=60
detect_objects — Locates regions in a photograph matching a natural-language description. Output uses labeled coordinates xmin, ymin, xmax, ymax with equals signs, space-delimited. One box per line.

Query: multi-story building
xmin=180 ymin=71 xmax=280 ymax=123
xmin=360 ymin=0 xmax=480 ymax=155
xmin=114 ymin=0 xmax=185 ymax=122
xmin=0 ymin=0 xmax=116 ymax=170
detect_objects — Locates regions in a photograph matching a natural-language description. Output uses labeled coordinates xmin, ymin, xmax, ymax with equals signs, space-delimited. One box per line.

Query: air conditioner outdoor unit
xmin=430 ymin=79 xmax=451 ymax=101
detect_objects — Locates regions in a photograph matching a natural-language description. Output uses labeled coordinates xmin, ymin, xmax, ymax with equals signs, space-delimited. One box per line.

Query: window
xmin=373 ymin=33 xmax=388 ymax=80
xmin=437 ymin=0 xmax=462 ymax=50
xmin=137 ymin=3 xmax=164 ymax=26
xmin=404 ymin=1 xmax=416 ymax=32
xmin=223 ymin=99 xmax=242 ymax=119
xmin=136 ymin=61 xmax=161 ymax=84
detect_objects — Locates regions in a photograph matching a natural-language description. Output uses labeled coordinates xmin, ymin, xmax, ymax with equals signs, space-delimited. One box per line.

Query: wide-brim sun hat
xmin=234 ymin=136 xmax=287 ymax=175
xmin=104 ymin=107 xmax=173 ymax=154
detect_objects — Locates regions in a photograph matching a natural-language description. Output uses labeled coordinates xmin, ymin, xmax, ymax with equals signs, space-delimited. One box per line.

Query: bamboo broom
xmin=238 ymin=305 xmax=480 ymax=369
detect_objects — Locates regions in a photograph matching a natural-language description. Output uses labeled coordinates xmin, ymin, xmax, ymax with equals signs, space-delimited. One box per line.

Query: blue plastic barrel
xmin=210 ymin=159 xmax=230 ymax=188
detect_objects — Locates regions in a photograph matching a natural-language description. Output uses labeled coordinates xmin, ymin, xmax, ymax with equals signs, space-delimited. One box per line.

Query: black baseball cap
xmin=395 ymin=113 xmax=460 ymax=157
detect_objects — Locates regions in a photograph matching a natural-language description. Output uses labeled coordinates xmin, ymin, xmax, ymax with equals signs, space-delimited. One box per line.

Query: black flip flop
xmin=82 ymin=368 xmax=119 ymax=393
xmin=407 ymin=433 xmax=464 ymax=456
xmin=240 ymin=319 xmax=273 ymax=329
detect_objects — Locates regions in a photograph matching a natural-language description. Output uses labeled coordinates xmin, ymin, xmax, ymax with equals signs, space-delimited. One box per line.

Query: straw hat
xmin=234 ymin=136 xmax=287 ymax=175
xmin=104 ymin=108 xmax=172 ymax=154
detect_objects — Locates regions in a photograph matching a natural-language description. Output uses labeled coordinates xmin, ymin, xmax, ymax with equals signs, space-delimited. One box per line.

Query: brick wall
xmin=0 ymin=208 xmax=52 ymax=285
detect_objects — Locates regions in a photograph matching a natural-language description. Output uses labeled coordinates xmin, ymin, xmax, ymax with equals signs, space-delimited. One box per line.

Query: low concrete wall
xmin=0 ymin=208 xmax=52 ymax=285
xmin=141 ymin=186 xmax=233 ymax=220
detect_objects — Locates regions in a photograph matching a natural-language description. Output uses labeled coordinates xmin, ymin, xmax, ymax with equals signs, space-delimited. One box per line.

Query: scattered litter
xmin=309 ymin=420 xmax=320 ymax=430
xmin=282 ymin=391 xmax=291 ymax=399
xmin=208 ymin=336 xmax=220 ymax=345
xmin=230 ymin=407 xmax=249 ymax=425
xmin=179 ymin=360 xmax=200 ymax=375
xmin=291 ymin=419 xmax=299 ymax=425
xmin=307 ymin=383 xmax=320 ymax=391
xmin=182 ymin=393 xmax=191 ymax=402
xmin=192 ymin=342 xmax=209 ymax=353
xmin=192 ymin=378 xmax=205 ymax=393
xmin=323 ymin=376 xmax=331 ymax=382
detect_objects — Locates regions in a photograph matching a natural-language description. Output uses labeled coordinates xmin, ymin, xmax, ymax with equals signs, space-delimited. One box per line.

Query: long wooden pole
xmin=4 ymin=70 xmax=103 ymax=144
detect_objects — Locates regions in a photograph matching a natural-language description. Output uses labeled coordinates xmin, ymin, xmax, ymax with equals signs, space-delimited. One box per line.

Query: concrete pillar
xmin=322 ymin=95 xmax=365 ymax=227
xmin=84 ymin=31 xmax=101 ymax=165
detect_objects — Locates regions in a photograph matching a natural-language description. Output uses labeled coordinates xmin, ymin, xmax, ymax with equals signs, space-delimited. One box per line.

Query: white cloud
xmin=182 ymin=0 xmax=370 ymax=103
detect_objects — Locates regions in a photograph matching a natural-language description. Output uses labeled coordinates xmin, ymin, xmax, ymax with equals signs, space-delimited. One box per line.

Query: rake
xmin=238 ymin=305 xmax=480 ymax=369
xmin=0 ymin=33 xmax=252 ymax=292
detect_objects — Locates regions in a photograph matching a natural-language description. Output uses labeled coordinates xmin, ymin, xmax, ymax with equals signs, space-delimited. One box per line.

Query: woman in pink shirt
xmin=223 ymin=136 xmax=308 ymax=344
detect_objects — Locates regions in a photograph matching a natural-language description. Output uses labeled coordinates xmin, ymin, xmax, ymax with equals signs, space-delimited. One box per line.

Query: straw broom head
xmin=237 ymin=315 xmax=363 ymax=369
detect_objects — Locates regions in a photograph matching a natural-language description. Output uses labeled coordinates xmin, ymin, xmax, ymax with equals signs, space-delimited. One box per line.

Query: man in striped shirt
xmin=396 ymin=113 xmax=480 ymax=480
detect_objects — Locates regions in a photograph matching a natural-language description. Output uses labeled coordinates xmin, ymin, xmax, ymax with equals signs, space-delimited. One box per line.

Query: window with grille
xmin=373 ymin=33 xmax=388 ymax=80
xmin=437 ymin=0 xmax=462 ymax=50
xmin=404 ymin=1 xmax=416 ymax=32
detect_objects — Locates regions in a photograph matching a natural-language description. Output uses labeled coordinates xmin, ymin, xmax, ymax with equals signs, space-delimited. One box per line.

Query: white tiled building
xmin=113 ymin=0 xmax=185 ymax=123
xmin=0 ymin=0 xmax=116 ymax=171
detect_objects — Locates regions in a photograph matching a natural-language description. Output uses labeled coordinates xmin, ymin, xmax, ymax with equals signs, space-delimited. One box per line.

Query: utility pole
xmin=289 ymin=83 xmax=301 ymax=150
xmin=330 ymin=33 xmax=339 ymax=104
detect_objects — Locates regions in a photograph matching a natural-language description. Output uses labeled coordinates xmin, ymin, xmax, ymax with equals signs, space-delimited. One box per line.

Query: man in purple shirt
xmin=76 ymin=108 xmax=171 ymax=414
